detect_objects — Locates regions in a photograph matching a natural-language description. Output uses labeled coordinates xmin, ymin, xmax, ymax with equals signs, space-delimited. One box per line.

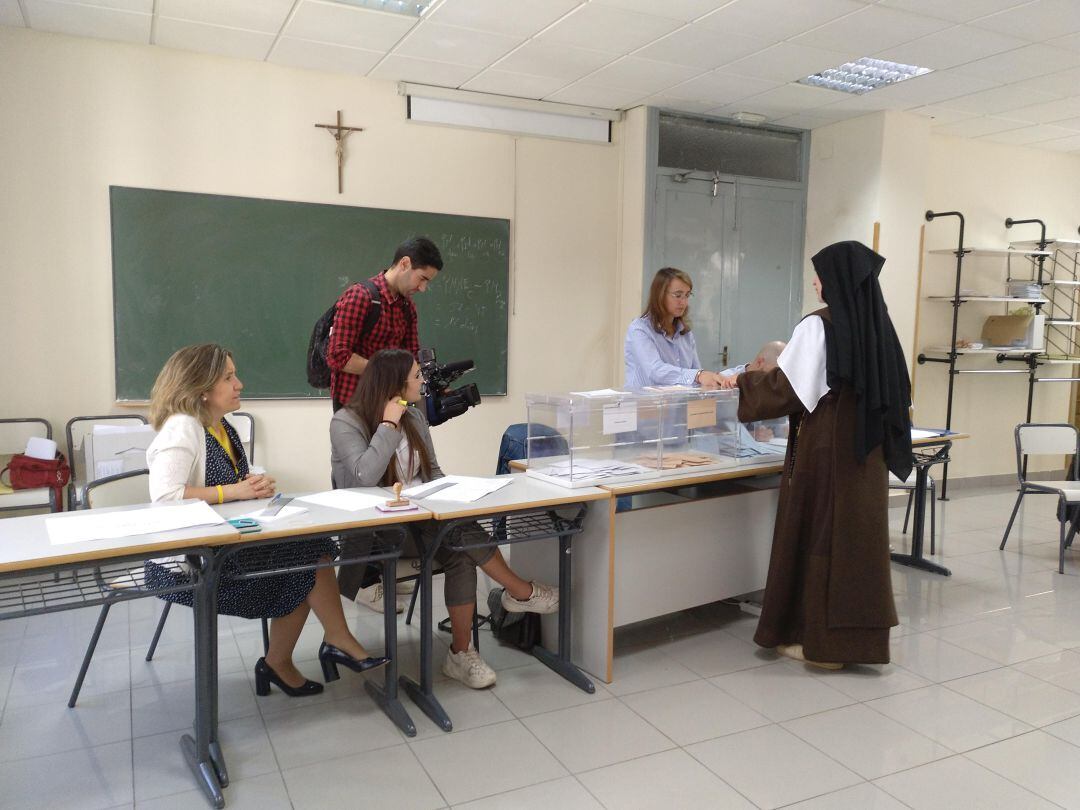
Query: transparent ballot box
xmin=652 ymin=387 xmax=743 ymax=473
xmin=735 ymin=416 xmax=788 ymax=461
xmin=524 ymin=390 xmax=665 ymax=488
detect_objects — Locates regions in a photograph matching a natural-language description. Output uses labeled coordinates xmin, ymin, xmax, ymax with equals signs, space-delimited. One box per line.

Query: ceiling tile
xmin=952 ymin=44 xmax=1080 ymax=84
xmin=493 ymin=39 xmax=613 ymax=80
xmin=593 ymin=0 xmax=730 ymax=23
xmin=738 ymin=82 xmax=841 ymax=113
xmin=538 ymin=3 xmax=682 ymax=54
xmin=877 ymin=0 xmax=1032 ymax=24
xmin=1050 ymin=115 xmax=1080 ymax=130
xmin=933 ymin=115 xmax=1029 ymax=136
xmin=695 ymin=0 xmax=865 ymax=44
xmin=980 ymin=123 xmax=1080 ymax=144
xmin=721 ymin=41 xmax=858 ymax=83
xmin=1005 ymin=66 xmax=1080 ymax=99
xmin=588 ymin=57 xmax=702 ymax=95
xmin=544 ymin=81 xmax=645 ymax=109
xmin=156 ymin=0 xmax=293 ymax=33
xmin=771 ymin=109 xmax=862 ymax=129
xmin=862 ymin=70 xmax=998 ymax=105
xmin=45 ymin=0 xmax=151 ymax=11
xmin=1004 ymin=97 xmax=1080 ymax=124
xmin=461 ymin=69 xmax=568 ymax=99
xmin=0 ymin=0 xmax=25 ymax=26
xmin=367 ymin=53 xmax=479 ymax=86
xmin=908 ymin=104 xmax=980 ymax=125
xmin=874 ymin=25 xmax=1028 ymax=71
xmin=945 ymin=83 xmax=1059 ymax=114
xmin=156 ymin=17 xmax=274 ymax=59
xmin=972 ymin=0 xmax=1080 ymax=41
xmin=426 ymin=0 xmax=582 ymax=37
xmin=1037 ymin=132 xmax=1080 ymax=151
xmin=666 ymin=70 xmax=779 ymax=106
xmin=816 ymin=89 xmax=916 ymax=114
xmin=635 ymin=24 xmax=770 ymax=71
xmin=393 ymin=21 xmax=520 ymax=67
xmin=793 ymin=5 xmax=952 ymax=54
xmin=23 ymin=0 xmax=150 ymax=43
xmin=269 ymin=36 xmax=383 ymax=74
xmin=1050 ymin=31 xmax=1080 ymax=53
xmin=286 ymin=1 xmax=416 ymax=51
xmin=637 ymin=94 xmax=716 ymax=114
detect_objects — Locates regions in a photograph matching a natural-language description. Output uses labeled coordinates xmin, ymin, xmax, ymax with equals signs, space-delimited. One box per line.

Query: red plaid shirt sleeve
xmin=326 ymin=283 xmax=370 ymax=372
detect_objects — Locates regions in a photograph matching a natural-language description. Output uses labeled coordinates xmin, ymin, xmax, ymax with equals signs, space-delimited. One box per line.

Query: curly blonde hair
xmin=149 ymin=344 xmax=233 ymax=429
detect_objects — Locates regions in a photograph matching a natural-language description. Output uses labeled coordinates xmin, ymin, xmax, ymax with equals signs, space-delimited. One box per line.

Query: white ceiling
xmin=7 ymin=0 xmax=1080 ymax=152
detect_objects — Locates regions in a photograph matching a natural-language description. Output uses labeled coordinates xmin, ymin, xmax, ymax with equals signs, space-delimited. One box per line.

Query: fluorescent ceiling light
xmin=325 ymin=0 xmax=433 ymax=17
xmin=799 ymin=57 xmax=932 ymax=95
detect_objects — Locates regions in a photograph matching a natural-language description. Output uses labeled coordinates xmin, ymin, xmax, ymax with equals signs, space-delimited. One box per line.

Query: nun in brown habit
xmin=735 ymin=241 xmax=912 ymax=668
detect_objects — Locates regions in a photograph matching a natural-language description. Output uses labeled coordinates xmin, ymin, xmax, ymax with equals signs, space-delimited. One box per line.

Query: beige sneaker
xmin=777 ymin=643 xmax=843 ymax=670
xmin=502 ymin=581 xmax=559 ymax=614
xmin=395 ymin=558 xmax=421 ymax=595
xmin=442 ymin=645 xmax=496 ymax=689
xmin=355 ymin=582 xmax=405 ymax=614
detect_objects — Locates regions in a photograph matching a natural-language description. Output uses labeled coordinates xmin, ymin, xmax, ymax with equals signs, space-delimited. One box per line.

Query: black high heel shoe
xmin=254 ymin=657 xmax=324 ymax=697
xmin=318 ymin=641 xmax=389 ymax=682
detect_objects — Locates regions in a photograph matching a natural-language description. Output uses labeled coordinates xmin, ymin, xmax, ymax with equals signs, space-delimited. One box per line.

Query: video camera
xmin=418 ymin=347 xmax=481 ymax=426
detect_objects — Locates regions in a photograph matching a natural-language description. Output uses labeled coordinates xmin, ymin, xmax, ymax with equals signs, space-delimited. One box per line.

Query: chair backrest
xmin=84 ymin=469 xmax=151 ymax=509
xmin=66 ymin=414 xmax=150 ymax=491
xmin=224 ymin=411 xmax=256 ymax=463
xmin=1015 ymin=423 xmax=1080 ymax=482
xmin=495 ymin=423 xmax=568 ymax=474
xmin=0 ymin=417 xmax=51 ymax=456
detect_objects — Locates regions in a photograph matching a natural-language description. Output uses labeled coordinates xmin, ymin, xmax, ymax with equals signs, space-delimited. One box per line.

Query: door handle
xmin=721 ymin=345 xmax=729 ymax=367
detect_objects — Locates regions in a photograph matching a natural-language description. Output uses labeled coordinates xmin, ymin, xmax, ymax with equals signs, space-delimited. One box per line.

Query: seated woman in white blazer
xmin=144 ymin=343 xmax=385 ymax=698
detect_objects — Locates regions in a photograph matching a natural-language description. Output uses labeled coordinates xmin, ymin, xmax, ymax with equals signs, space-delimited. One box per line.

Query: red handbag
xmin=1 ymin=452 xmax=71 ymax=504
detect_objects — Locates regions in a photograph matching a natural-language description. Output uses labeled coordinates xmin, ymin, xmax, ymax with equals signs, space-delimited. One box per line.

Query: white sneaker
xmin=502 ymin=581 xmax=559 ymax=615
xmin=395 ymin=558 xmax=421 ymax=595
xmin=442 ymin=645 xmax=496 ymax=689
xmin=355 ymin=582 xmax=405 ymax=614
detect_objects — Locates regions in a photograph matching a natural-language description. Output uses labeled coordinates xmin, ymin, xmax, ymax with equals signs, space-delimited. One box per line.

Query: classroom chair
xmin=65 ymin=414 xmax=150 ymax=510
xmin=889 ymin=472 xmax=937 ymax=555
xmin=1000 ymin=423 xmax=1080 ymax=574
xmin=0 ymin=417 xmax=60 ymax=514
xmin=224 ymin=411 xmax=256 ymax=463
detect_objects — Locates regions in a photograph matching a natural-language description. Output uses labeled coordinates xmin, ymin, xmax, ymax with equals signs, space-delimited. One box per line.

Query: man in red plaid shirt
xmin=326 ymin=236 xmax=443 ymax=411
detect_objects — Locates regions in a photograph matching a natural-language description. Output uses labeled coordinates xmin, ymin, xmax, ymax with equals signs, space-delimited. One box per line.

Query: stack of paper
xmin=46 ymin=501 xmax=226 ymax=546
xmin=297 ymin=490 xmax=386 ymax=511
xmin=634 ymin=451 xmax=716 ymax=470
xmin=533 ymin=457 xmax=652 ymax=482
xmin=403 ymin=476 xmax=512 ymax=503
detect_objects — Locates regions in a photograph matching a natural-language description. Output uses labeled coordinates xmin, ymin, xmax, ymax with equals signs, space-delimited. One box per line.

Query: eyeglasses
xmin=668 ymin=291 xmax=693 ymax=300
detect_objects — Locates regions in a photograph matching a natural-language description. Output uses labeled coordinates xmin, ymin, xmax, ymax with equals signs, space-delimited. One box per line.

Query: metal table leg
xmin=365 ymin=553 xmax=417 ymax=736
xmin=531 ymin=531 xmax=594 ymax=693
xmin=891 ymin=443 xmax=952 ymax=577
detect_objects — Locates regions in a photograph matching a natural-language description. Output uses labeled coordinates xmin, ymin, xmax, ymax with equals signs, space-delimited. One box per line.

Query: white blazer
xmin=146 ymin=413 xmax=206 ymax=502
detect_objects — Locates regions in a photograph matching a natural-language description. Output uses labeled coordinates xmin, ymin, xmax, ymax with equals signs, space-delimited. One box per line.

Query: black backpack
xmin=306 ymin=279 xmax=383 ymax=389
xmin=486 ymin=587 xmax=542 ymax=652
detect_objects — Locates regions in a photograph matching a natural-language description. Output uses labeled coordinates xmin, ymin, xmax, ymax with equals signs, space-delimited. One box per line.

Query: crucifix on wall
xmin=315 ymin=110 xmax=364 ymax=194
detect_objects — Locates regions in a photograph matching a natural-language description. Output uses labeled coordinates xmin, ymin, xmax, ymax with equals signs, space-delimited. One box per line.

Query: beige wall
xmin=0 ymin=27 xmax=620 ymax=493
xmin=806 ymin=109 xmax=1080 ymax=479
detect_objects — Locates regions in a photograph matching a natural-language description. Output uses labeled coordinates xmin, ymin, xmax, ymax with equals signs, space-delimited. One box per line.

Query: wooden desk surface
xmin=409 ymin=473 xmax=609 ymax=521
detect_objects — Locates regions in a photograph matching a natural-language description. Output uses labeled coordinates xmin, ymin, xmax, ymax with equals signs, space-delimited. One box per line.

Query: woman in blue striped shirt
xmin=624 ymin=267 xmax=724 ymax=389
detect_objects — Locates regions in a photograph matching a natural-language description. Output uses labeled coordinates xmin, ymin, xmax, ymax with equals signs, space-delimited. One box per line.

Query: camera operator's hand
xmin=382 ymin=398 xmax=407 ymax=427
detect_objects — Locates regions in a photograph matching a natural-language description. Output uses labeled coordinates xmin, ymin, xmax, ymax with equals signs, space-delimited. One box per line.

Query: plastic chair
xmin=0 ymin=417 xmax=59 ymax=513
xmin=889 ymin=472 xmax=937 ymax=555
xmin=65 ymin=414 xmax=150 ymax=510
xmin=224 ymin=411 xmax=256 ymax=464
xmin=1000 ymin=423 xmax=1080 ymax=574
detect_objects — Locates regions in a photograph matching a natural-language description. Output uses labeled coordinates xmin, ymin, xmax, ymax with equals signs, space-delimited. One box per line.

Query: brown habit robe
xmin=737 ymin=309 xmax=897 ymax=665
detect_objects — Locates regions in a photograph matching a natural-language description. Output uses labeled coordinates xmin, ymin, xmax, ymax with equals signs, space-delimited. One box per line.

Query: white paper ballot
xmin=602 ymin=402 xmax=638 ymax=435
xmin=911 ymin=428 xmax=946 ymax=439
xmin=569 ymin=388 xmax=627 ymax=397
xmin=296 ymin=490 xmax=385 ymax=511
xmin=46 ymin=502 xmax=226 ymax=546
xmin=241 ymin=505 xmax=308 ymax=523
xmin=404 ymin=476 xmax=512 ymax=503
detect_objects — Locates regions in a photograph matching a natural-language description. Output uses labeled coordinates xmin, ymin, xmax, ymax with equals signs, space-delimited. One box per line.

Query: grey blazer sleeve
xmin=329 ymin=409 xmax=401 ymax=488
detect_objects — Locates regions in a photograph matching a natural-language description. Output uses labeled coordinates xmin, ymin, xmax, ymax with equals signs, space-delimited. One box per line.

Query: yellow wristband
xmin=216 ymin=485 xmax=224 ymax=504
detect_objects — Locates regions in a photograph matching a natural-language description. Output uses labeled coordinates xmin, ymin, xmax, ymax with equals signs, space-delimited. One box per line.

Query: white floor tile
xmin=1012 ymin=648 xmax=1080 ymax=692
xmin=452 ymin=775 xmax=602 ymax=810
xmin=1044 ymin=713 xmax=1080 ymax=747
xmin=578 ymin=748 xmax=754 ymax=809
xmin=967 ymin=731 xmax=1080 ymax=809
xmin=410 ymin=719 xmax=566 ymax=805
xmin=620 ymin=679 xmax=769 ymax=745
xmin=784 ymin=782 xmax=908 ymax=809
xmin=399 ymin=678 xmax=514 ymax=741
xmin=7 ymin=648 xmax=131 ymax=709
xmin=801 ymin=662 xmax=931 ymax=702
xmin=283 ymin=744 xmax=445 ymax=810
xmin=606 ymin=644 xmax=700 ymax=696
xmin=945 ymin=666 xmax=1080 ymax=726
xmin=129 ymin=635 xmax=244 ymax=689
xmin=131 ymin=671 xmax=258 ymax=739
xmin=875 ymin=753 xmax=1059 ymax=809
xmin=135 ymin=771 xmax=293 ymax=810
xmin=928 ymin=615 xmax=1063 ymax=664
xmin=889 ymin=632 xmax=999 ymax=682
xmin=521 ymin=698 xmax=674 ymax=773
xmin=783 ymin=703 xmax=952 ymax=779
xmin=710 ymin=661 xmax=854 ymax=721
xmin=867 ymin=685 xmax=1032 ymax=751
xmin=686 ymin=724 xmax=862 ymax=809
xmin=491 ymin=662 xmax=609 ymax=717
xmin=0 ymin=687 xmax=131 ymax=762
xmin=0 ymin=740 xmax=134 ymax=810
xmin=660 ymin=627 xmax=777 ymax=678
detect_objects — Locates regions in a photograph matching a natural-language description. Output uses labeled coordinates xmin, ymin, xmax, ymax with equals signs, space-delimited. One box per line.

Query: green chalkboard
xmin=110 ymin=187 xmax=509 ymax=400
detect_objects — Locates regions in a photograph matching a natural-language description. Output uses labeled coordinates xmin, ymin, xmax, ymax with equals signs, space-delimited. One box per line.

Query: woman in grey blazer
xmin=330 ymin=349 xmax=558 ymax=689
